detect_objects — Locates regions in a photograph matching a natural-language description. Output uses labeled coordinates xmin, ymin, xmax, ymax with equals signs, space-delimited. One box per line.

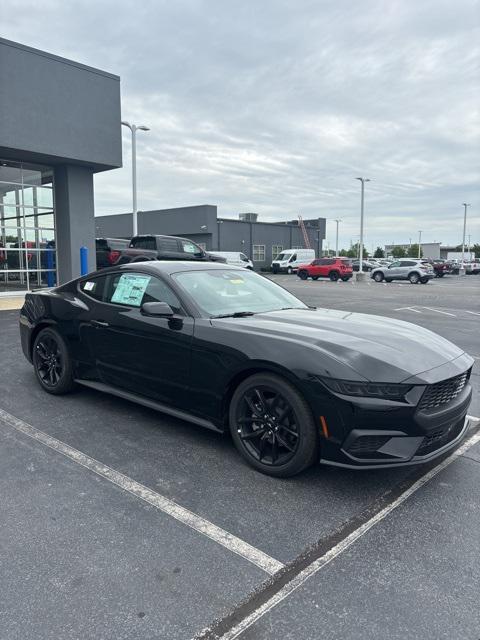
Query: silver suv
xmin=371 ymin=259 xmax=434 ymax=284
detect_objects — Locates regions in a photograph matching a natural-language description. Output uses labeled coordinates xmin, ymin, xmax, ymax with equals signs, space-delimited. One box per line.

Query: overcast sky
xmin=3 ymin=0 xmax=479 ymax=249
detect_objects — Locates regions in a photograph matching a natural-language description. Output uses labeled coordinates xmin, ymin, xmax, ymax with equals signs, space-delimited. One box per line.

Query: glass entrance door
xmin=0 ymin=160 xmax=56 ymax=294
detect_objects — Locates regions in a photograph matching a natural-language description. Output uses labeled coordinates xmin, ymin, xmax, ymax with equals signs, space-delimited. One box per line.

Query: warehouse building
xmin=0 ymin=38 xmax=122 ymax=294
xmin=95 ymin=206 xmax=326 ymax=270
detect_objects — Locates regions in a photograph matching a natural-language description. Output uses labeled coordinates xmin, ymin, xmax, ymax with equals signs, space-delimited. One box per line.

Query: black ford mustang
xmin=19 ymin=262 xmax=474 ymax=477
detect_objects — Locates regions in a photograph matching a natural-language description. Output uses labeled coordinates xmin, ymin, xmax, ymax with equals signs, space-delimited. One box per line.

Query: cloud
xmin=2 ymin=0 xmax=479 ymax=248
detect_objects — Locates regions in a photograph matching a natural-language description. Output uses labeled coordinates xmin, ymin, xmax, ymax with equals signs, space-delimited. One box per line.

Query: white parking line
xmin=0 ymin=408 xmax=284 ymax=576
xmin=421 ymin=307 xmax=457 ymax=317
xmin=213 ymin=422 xmax=480 ymax=639
xmin=465 ymin=311 xmax=480 ymax=316
xmin=394 ymin=306 xmax=422 ymax=313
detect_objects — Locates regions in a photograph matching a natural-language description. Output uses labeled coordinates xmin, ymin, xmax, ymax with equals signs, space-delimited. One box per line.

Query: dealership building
xmin=0 ymin=37 xmax=323 ymax=292
xmin=0 ymin=37 xmax=122 ymax=294
xmin=95 ymin=207 xmax=326 ymax=270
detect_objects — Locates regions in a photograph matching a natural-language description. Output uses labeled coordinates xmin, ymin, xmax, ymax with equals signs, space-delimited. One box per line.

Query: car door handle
xmin=91 ymin=319 xmax=109 ymax=327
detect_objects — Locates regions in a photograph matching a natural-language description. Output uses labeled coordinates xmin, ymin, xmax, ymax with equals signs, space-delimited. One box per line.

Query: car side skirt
xmin=74 ymin=380 xmax=223 ymax=433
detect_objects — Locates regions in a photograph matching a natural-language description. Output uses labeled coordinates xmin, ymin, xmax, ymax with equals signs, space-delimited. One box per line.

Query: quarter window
xmin=80 ymin=275 xmax=108 ymax=301
xmin=272 ymin=245 xmax=283 ymax=260
xmin=130 ymin=236 xmax=156 ymax=250
xmin=253 ymin=245 xmax=265 ymax=261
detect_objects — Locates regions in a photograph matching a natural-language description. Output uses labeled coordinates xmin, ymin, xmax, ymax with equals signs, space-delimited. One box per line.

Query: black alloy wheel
xmin=373 ymin=272 xmax=384 ymax=282
xmin=229 ymin=373 xmax=318 ymax=477
xmin=33 ymin=328 xmax=75 ymax=395
xmin=298 ymin=270 xmax=308 ymax=280
xmin=329 ymin=271 xmax=339 ymax=281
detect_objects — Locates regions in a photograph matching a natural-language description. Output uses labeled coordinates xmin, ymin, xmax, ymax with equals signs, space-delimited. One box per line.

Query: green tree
xmin=472 ymin=243 xmax=480 ymax=259
xmin=350 ymin=242 xmax=369 ymax=259
xmin=339 ymin=248 xmax=349 ymax=257
xmin=407 ymin=244 xmax=423 ymax=258
xmin=374 ymin=246 xmax=385 ymax=258
xmin=391 ymin=246 xmax=407 ymax=258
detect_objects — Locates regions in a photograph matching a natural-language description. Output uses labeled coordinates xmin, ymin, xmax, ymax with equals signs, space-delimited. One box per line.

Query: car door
xmin=387 ymin=260 xmax=402 ymax=278
xmin=79 ymin=271 xmax=193 ymax=409
xmin=398 ymin=260 xmax=416 ymax=279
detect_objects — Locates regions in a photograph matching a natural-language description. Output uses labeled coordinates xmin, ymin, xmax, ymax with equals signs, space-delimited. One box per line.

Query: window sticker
xmin=83 ymin=281 xmax=95 ymax=291
xmin=111 ymin=274 xmax=151 ymax=306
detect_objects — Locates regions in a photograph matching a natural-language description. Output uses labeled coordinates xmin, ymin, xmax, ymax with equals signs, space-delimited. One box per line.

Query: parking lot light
xmin=460 ymin=203 xmax=470 ymax=276
xmin=121 ymin=121 xmax=150 ymax=237
xmin=355 ymin=177 xmax=370 ymax=277
xmin=418 ymin=230 xmax=422 ymax=258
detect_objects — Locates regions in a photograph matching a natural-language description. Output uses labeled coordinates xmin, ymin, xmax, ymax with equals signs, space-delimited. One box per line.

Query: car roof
xmin=94 ymin=260 xmax=245 ymax=277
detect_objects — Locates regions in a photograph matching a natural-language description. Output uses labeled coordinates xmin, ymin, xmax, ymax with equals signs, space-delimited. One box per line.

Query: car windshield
xmin=275 ymin=252 xmax=289 ymax=261
xmin=173 ymin=269 xmax=308 ymax=317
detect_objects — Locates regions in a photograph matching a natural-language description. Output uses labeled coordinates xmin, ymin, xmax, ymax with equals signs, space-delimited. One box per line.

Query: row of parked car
xmin=292 ymin=256 xmax=480 ymax=284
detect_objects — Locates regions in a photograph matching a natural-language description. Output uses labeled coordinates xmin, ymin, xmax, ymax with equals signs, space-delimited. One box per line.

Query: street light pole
xmin=461 ymin=203 xmax=470 ymax=274
xmin=121 ymin=121 xmax=150 ymax=237
xmin=355 ymin=177 xmax=370 ymax=275
xmin=334 ymin=219 xmax=341 ymax=257
xmin=418 ymin=230 xmax=422 ymax=258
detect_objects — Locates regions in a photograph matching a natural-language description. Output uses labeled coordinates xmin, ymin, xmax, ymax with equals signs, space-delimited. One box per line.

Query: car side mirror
xmin=141 ymin=301 xmax=174 ymax=317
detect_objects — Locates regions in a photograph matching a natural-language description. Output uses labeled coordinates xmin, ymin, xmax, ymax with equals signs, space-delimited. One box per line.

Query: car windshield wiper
xmin=211 ymin=311 xmax=256 ymax=319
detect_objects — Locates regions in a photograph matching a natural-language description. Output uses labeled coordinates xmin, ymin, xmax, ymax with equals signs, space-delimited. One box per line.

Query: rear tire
xmin=298 ymin=270 xmax=308 ymax=280
xmin=437 ymin=272 xmax=444 ymax=278
xmin=229 ymin=373 xmax=319 ymax=477
xmin=409 ymin=272 xmax=420 ymax=284
xmin=329 ymin=271 xmax=339 ymax=282
xmin=32 ymin=327 xmax=75 ymax=395
xmin=373 ymin=272 xmax=384 ymax=282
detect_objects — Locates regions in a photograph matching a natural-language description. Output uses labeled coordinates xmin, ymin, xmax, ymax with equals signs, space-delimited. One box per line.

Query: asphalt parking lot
xmin=0 ymin=274 xmax=479 ymax=640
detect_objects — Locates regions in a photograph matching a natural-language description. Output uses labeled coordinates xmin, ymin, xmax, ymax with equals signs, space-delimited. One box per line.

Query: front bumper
xmin=321 ymin=414 xmax=472 ymax=469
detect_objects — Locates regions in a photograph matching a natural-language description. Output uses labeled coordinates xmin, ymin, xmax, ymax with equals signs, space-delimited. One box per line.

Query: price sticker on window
xmin=111 ymin=274 xmax=151 ymax=306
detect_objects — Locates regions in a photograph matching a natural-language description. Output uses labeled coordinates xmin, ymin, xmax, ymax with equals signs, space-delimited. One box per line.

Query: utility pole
xmin=121 ymin=121 xmax=150 ymax=236
xmin=418 ymin=230 xmax=422 ymax=258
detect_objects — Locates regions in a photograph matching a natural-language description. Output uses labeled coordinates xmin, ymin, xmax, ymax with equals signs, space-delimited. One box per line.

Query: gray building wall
xmin=0 ymin=38 xmax=122 ymax=282
xmin=95 ymin=206 xmax=326 ymax=269
xmin=384 ymin=243 xmax=441 ymax=259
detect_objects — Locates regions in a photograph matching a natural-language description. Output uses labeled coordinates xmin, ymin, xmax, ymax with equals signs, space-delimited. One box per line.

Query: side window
xmin=158 ymin=237 xmax=181 ymax=252
xmin=312 ymin=260 xmax=321 ymax=266
xmin=79 ymin=275 xmax=108 ymax=301
xmin=180 ymin=239 xmax=203 ymax=255
xmin=290 ymin=254 xmax=297 ymax=262
xmin=130 ymin=237 xmax=156 ymax=250
xmin=105 ymin=272 xmax=182 ymax=312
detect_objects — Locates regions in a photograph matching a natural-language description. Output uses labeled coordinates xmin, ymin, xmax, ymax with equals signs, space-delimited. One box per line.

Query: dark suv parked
xmin=129 ymin=235 xmax=226 ymax=262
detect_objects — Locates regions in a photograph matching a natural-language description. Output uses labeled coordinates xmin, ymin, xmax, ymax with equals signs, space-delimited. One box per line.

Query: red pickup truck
xmin=297 ymin=258 xmax=353 ymax=282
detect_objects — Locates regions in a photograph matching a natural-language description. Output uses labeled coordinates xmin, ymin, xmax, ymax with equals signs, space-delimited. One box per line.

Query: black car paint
xmin=19 ymin=262 xmax=474 ymax=469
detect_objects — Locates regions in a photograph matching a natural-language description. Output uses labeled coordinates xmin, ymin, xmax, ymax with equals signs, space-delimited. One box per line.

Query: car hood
xmin=213 ymin=308 xmax=471 ymax=383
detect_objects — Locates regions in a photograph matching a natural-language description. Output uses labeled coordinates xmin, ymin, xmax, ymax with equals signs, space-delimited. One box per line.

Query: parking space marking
xmin=199 ymin=422 xmax=480 ymax=640
xmin=394 ymin=306 xmax=422 ymax=313
xmin=421 ymin=307 xmax=457 ymax=317
xmin=465 ymin=310 xmax=480 ymax=316
xmin=0 ymin=408 xmax=284 ymax=576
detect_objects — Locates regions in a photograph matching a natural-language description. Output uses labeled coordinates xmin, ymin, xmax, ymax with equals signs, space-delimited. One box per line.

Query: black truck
xmin=128 ymin=235 xmax=226 ymax=263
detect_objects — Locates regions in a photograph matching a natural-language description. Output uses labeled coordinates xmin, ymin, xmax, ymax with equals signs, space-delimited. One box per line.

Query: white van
xmin=208 ymin=251 xmax=254 ymax=269
xmin=271 ymin=249 xmax=316 ymax=274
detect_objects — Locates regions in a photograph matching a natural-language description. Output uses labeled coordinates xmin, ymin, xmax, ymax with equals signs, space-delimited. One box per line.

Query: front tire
xmin=32 ymin=328 xmax=75 ymax=395
xmin=287 ymin=267 xmax=293 ymax=274
xmin=229 ymin=373 xmax=319 ymax=477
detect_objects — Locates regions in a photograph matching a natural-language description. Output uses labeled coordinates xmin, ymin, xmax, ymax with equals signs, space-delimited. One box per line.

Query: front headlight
xmin=322 ymin=379 xmax=412 ymax=400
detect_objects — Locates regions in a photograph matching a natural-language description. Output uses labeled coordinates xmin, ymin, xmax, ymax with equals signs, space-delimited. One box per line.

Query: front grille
xmin=419 ymin=371 xmax=470 ymax=411
xmin=416 ymin=419 xmax=465 ymax=456
xmin=347 ymin=435 xmax=391 ymax=459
